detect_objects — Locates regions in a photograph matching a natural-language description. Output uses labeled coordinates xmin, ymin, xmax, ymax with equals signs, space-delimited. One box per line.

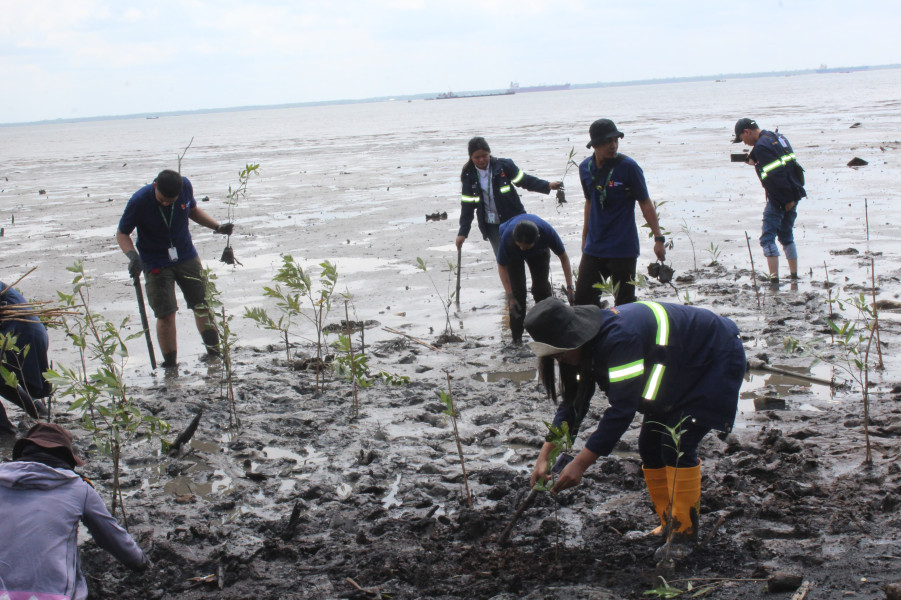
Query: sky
xmin=1 ymin=0 xmax=899 ymax=124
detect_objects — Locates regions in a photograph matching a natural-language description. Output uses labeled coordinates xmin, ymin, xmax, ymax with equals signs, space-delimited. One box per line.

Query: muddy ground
xmin=3 ymin=73 xmax=901 ymax=599
xmin=8 ymin=258 xmax=900 ymax=600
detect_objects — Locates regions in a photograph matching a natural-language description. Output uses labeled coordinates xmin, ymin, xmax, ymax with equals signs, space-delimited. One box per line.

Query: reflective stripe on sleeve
xmin=461 ymin=194 xmax=480 ymax=203
xmin=636 ymin=301 xmax=670 ymax=345
xmin=609 ymin=359 xmax=644 ymax=382
xmin=511 ymin=169 xmax=525 ymax=184
xmin=499 ymin=185 xmax=511 ymax=194
xmin=642 ymin=363 xmax=666 ymax=401
xmin=759 ymin=153 xmax=796 ymax=180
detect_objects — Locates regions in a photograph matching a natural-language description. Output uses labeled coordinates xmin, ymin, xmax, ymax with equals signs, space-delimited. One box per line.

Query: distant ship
xmin=431 ymin=90 xmax=515 ymax=100
xmin=816 ymin=64 xmax=869 ymax=74
xmin=507 ymin=81 xmax=571 ymax=93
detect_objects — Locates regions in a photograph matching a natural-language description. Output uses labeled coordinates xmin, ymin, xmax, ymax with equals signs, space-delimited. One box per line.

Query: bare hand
xmin=654 ymin=240 xmax=667 ymax=262
xmin=455 ymin=235 xmax=466 ymax=250
xmin=549 ymin=181 xmax=563 ymax=191
xmin=550 ymin=459 xmax=588 ymax=494
xmin=530 ymin=457 xmax=550 ymax=487
xmin=784 ymin=201 xmax=796 ymax=212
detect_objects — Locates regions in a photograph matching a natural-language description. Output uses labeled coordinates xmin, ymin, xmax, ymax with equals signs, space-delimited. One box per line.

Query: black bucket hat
xmin=13 ymin=422 xmax=85 ymax=466
xmin=524 ymin=298 xmax=603 ymax=357
xmin=586 ymin=119 xmax=625 ymax=149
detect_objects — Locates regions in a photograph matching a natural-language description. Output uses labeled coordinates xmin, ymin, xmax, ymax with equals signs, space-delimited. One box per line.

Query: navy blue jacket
xmin=553 ymin=302 xmax=746 ymax=456
xmin=0 ymin=283 xmax=51 ymax=398
xmin=457 ymin=157 xmax=551 ymax=240
xmin=749 ymin=130 xmax=806 ymax=209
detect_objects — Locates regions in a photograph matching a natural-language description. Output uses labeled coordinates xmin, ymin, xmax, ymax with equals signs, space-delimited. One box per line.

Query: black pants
xmin=508 ymin=248 xmax=552 ymax=341
xmin=574 ymin=254 xmax=637 ymax=307
xmin=638 ymin=414 xmax=711 ymax=469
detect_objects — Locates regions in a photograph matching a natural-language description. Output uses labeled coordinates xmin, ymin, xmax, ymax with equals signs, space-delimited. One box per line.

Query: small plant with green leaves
xmin=705 ymin=242 xmax=721 ymax=267
xmin=532 ymin=421 xmax=573 ymax=492
xmin=679 ymin=219 xmax=699 ymax=273
xmin=221 ymin=163 xmax=260 ymax=266
xmin=554 ymin=147 xmax=579 ymax=207
xmin=303 ymin=260 xmax=339 ymax=390
xmin=441 ymin=372 xmax=472 ymax=507
xmin=46 ymin=261 xmax=171 ymax=522
xmin=244 ymin=254 xmax=306 ymax=362
xmin=641 ymin=200 xmax=671 ymax=240
xmin=416 ymin=257 xmax=456 ymax=338
xmin=590 ymin=274 xmax=620 ymax=305
xmin=201 ymin=267 xmax=240 ymax=428
xmin=785 ymin=290 xmax=878 ymax=463
xmin=650 ymin=415 xmax=693 ymax=565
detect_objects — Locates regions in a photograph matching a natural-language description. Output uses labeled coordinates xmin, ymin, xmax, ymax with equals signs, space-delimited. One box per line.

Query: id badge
xmin=168 ymin=246 xmax=179 ymax=262
xmin=486 ymin=211 xmax=499 ymax=225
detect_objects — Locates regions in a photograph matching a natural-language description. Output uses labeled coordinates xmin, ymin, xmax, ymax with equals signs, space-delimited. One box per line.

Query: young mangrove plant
xmin=441 ymin=372 xmax=472 ymax=507
xmin=201 ymin=267 xmax=240 ymax=428
xmin=650 ymin=415 xmax=691 ymax=566
xmin=46 ymin=261 xmax=171 ymax=523
xmin=415 ymin=257 xmax=456 ymax=338
xmin=784 ymin=290 xmax=879 ymax=463
xmin=221 ymin=163 xmax=260 ymax=266
xmin=244 ymin=254 xmax=306 ymax=362
xmin=679 ymin=218 xmax=698 ymax=273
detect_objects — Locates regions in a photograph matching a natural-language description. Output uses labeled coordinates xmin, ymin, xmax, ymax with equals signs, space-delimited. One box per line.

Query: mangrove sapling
xmin=46 ymin=261 xmax=171 ymax=522
xmin=705 ymin=241 xmax=722 ymax=267
xmin=244 ymin=254 xmax=306 ymax=361
xmin=201 ymin=268 xmax=240 ymax=429
xmin=679 ymin=219 xmax=699 ymax=273
xmin=441 ymin=372 xmax=472 ymax=507
xmin=591 ymin=274 xmax=620 ymax=305
xmin=650 ymin=415 xmax=692 ymax=566
xmin=415 ymin=257 xmax=456 ymax=338
xmin=744 ymin=232 xmax=761 ymax=310
xmin=304 ymin=260 xmax=339 ymax=391
xmin=785 ymin=290 xmax=879 ymax=463
xmin=221 ymin=163 xmax=260 ymax=266
xmin=534 ymin=421 xmax=574 ymax=559
xmin=553 ymin=147 xmax=578 ymax=207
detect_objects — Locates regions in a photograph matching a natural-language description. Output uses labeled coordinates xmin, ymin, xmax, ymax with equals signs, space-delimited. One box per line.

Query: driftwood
xmin=169 ymin=410 xmax=203 ymax=455
xmin=381 ymin=327 xmax=442 ymax=352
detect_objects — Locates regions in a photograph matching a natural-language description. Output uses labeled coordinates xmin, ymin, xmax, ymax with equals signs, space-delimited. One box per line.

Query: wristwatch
xmin=654 ymin=235 xmax=665 ymax=243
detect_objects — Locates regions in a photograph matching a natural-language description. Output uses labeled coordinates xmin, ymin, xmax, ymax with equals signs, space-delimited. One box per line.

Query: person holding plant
xmin=116 ymin=169 xmax=234 ymax=368
xmin=456 ymin=137 xmax=562 ymax=258
xmin=0 ymin=280 xmax=51 ymax=435
xmin=524 ymin=297 xmax=745 ymax=558
xmin=0 ymin=423 xmax=148 ymax=598
xmin=496 ymin=214 xmax=574 ymax=343
xmin=576 ymin=119 xmax=666 ymax=307
xmin=733 ymin=118 xmax=806 ymax=283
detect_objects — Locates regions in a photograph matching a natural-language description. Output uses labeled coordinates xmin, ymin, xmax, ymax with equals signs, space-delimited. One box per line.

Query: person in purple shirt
xmin=116 ymin=169 xmax=233 ymax=368
xmin=0 ymin=423 xmax=148 ymax=599
xmin=577 ymin=119 xmax=666 ymax=307
xmin=496 ymin=214 xmax=574 ymax=343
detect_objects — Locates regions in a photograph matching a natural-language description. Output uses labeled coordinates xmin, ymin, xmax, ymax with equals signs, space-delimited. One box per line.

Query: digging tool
xmin=455 ymin=247 xmax=462 ymax=307
xmin=132 ymin=276 xmax=157 ymax=369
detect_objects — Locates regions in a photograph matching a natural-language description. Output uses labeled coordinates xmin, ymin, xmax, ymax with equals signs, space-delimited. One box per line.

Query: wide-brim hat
xmin=13 ymin=422 xmax=85 ymax=466
xmin=524 ymin=298 xmax=603 ymax=357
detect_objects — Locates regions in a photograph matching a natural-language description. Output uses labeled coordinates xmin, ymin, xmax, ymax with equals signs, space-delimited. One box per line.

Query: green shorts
xmin=145 ymin=256 xmax=208 ymax=319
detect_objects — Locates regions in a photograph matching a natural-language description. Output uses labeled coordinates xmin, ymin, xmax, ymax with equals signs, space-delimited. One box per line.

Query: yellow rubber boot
xmin=654 ymin=463 xmax=701 ymax=562
xmin=642 ymin=466 xmax=672 ymax=536
xmin=671 ymin=463 xmax=701 ymax=539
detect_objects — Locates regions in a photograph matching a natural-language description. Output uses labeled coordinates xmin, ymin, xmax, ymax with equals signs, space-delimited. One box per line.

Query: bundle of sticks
xmin=1 ymin=268 xmax=81 ymax=326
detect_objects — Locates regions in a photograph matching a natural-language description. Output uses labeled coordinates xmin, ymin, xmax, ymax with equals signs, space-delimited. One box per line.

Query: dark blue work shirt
xmin=0 ymin=283 xmax=51 ymax=398
xmin=117 ymin=177 xmax=198 ymax=271
xmin=496 ymin=214 xmax=566 ymax=266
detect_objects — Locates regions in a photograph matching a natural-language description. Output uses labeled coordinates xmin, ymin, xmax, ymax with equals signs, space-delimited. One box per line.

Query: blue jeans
xmin=760 ymin=201 xmax=798 ymax=259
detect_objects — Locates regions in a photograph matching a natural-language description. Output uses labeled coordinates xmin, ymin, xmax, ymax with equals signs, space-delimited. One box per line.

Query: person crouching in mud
xmin=524 ymin=297 xmax=745 ymax=559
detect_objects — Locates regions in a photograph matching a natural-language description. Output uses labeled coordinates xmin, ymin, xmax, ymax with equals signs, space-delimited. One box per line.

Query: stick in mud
xmin=169 ymin=410 xmax=203 ymax=456
xmin=498 ymin=488 xmax=538 ymax=545
xmin=381 ymin=327 xmax=442 ymax=352
xmin=744 ymin=231 xmax=761 ymax=309
xmin=133 ymin=276 xmax=157 ymax=370
xmin=455 ymin=246 xmax=462 ymax=307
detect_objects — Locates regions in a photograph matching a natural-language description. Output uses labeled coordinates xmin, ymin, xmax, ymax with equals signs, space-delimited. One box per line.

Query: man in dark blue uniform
xmin=577 ymin=119 xmax=666 ymax=307
xmin=525 ymin=298 xmax=745 ymax=558
xmin=0 ymin=282 xmax=50 ymax=435
xmin=496 ymin=214 xmax=574 ymax=343
xmin=733 ymin=118 xmax=806 ymax=283
xmin=116 ymin=169 xmax=232 ymax=368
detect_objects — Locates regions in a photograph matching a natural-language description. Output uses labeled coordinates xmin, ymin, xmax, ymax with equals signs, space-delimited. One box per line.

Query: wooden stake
xmin=744 ymin=232 xmax=761 ymax=309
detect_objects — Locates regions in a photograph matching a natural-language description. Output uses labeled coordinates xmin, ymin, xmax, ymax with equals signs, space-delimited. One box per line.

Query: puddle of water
xmin=739 ymin=362 xmax=836 ymax=413
xmin=382 ymin=473 xmax=402 ymax=509
xmin=473 ymin=368 xmax=538 ymax=384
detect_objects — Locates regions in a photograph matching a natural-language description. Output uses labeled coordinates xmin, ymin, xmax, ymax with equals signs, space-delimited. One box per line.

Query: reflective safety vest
xmin=460 ymin=169 xmax=525 ymax=203
xmin=606 ymin=300 xmax=669 ymax=402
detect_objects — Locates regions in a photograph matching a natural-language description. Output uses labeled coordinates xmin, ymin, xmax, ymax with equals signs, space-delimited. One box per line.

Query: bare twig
xmin=498 ymin=489 xmax=538 ymax=544
xmin=791 ymin=580 xmax=811 ymax=600
xmin=0 ymin=267 xmax=38 ymax=296
xmin=870 ymin=257 xmax=884 ymax=369
xmin=381 ymin=327 xmax=442 ymax=352
xmin=744 ymin=231 xmax=761 ymax=309
xmin=177 ymin=137 xmax=194 ymax=173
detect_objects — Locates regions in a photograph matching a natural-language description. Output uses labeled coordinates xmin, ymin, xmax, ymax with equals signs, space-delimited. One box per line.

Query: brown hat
xmin=13 ymin=423 xmax=85 ymax=466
